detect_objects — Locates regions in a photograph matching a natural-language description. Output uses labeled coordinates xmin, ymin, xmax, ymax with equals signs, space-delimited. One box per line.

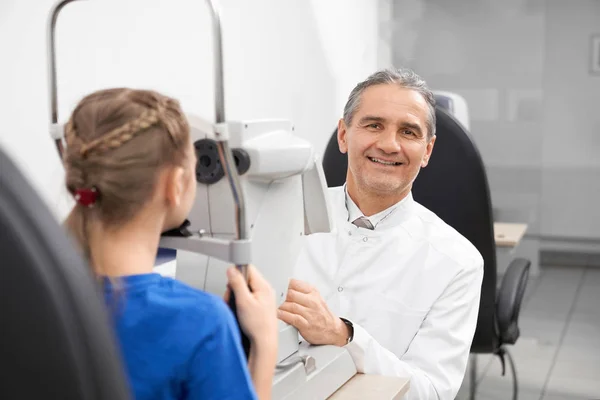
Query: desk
xmin=494 ymin=223 xmax=528 ymax=247
xmin=494 ymin=222 xmax=528 ymax=275
xmin=328 ymin=374 xmax=410 ymax=399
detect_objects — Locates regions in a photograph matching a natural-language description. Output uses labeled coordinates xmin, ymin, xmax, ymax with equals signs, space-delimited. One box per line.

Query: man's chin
xmin=363 ymin=179 xmax=406 ymax=196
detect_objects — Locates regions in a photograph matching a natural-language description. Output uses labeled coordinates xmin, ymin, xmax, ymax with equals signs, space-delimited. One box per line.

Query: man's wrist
xmin=335 ymin=317 xmax=354 ymax=346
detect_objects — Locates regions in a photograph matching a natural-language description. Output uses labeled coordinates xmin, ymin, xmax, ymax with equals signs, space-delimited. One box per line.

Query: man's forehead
xmin=356 ymin=87 xmax=428 ymax=125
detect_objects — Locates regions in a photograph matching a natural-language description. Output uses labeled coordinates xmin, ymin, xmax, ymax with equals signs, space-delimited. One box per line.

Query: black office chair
xmin=322 ymin=107 xmax=531 ymax=400
xmin=0 ymin=147 xmax=131 ymax=400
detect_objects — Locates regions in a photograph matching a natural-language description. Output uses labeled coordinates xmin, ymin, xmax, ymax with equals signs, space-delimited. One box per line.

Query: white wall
xmin=377 ymin=0 xmax=394 ymax=68
xmin=0 ymin=0 xmax=381 ymax=221
xmin=389 ymin=0 xmax=600 ymax=250
xmin=540 ymin=0 xmax=600 ymax=240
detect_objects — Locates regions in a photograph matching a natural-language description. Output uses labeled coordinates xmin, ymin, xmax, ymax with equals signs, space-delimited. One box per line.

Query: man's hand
xmin=277 ymin=279 xmax=350 ymax=347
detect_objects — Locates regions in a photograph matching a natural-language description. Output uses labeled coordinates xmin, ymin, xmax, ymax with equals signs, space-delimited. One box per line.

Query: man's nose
xmin=376 ymin=129 xmax=401 ymax=153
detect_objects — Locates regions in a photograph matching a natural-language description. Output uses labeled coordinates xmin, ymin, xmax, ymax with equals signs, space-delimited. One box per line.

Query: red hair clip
xmin=74 ymin=187 xmax=98 ymax=207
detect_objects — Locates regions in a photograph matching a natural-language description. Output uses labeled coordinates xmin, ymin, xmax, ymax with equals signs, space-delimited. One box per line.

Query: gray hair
xmin=342 ymin=67 xmax=436 ymax=139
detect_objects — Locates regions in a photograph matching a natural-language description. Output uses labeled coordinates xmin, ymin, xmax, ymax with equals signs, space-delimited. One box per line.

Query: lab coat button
xmin=348 ymin=231 xmax=352 ymax=236
xmin=338 ymin=286 xmax=343 ymax=292
xmin=363 ymin=237 xmax=368 ymax=242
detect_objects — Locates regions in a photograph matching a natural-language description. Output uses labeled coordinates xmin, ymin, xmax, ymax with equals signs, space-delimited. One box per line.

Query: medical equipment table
xmin=328 ymin=373 xmax=410 ymax=399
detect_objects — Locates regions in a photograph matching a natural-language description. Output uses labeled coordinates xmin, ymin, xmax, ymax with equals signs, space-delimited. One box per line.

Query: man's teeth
xmin=369 ymin=157 xmax=400 ymax=166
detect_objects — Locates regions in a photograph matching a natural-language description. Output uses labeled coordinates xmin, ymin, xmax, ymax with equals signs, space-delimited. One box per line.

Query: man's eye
xmin=403 ymin=130 xmax=414 ymax=136
xmin=367 ymin=124 xmax=380 ymax=129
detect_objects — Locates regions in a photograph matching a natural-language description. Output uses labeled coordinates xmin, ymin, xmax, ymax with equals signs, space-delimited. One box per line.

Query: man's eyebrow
xmin=358 ymin=115 xmax=387 ymax=124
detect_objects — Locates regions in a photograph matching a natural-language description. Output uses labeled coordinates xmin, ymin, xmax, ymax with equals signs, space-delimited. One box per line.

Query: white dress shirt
xmin=293 ymin=186 xmax=484 ymax=400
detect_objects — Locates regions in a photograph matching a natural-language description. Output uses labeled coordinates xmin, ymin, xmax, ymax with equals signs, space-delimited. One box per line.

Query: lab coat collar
xmin=343 ymin=183 xmax=414 ymax=230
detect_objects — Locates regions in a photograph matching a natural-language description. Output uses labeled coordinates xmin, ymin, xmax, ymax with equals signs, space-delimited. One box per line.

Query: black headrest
xmin=0 ymin=148 xmax=130 ymax=400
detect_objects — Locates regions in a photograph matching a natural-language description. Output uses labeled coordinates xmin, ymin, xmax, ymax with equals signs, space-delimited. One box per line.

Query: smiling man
xmin=278 ymin=68 xmax=484 ymax=400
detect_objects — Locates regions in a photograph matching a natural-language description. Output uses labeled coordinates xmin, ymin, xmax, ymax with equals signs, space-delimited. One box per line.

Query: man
xmin=277 ymin=68 xmax=484 ymax=400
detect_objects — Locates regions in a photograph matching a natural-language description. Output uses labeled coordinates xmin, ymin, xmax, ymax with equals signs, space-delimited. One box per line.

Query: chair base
xmin=468 ymin=346 xmax=518 ymax=400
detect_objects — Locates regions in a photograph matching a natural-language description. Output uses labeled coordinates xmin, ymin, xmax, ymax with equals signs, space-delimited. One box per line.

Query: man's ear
xmin=164 ymin=166 xmax=186 ymax=207
xmin=421 ymin=135 xmax=436 ymax=168
xmin=337 ymin=118 xmax=348 ymax=154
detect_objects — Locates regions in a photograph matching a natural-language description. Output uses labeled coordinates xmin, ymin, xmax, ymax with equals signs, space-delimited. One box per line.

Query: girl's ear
xmin=163 ymin=166 xmax=186 ymax=208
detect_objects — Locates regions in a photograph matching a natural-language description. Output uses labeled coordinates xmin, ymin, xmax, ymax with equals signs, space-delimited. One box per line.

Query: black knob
xmin=232 ymin=148 xmax=251 ymax=176
xmin=193 ymin=139 xmax=252 ymax=184
xmin=194 ymin=139 xmax=224 ymax=184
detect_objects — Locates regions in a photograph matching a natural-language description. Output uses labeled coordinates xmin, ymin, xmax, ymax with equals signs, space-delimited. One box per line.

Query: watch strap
xmin=339 ymin=317 xmax=354 ymax=344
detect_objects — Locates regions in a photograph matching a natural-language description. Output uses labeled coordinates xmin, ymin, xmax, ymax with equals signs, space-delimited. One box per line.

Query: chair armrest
xmin=496 ymin=258 xmax=531 ymax=345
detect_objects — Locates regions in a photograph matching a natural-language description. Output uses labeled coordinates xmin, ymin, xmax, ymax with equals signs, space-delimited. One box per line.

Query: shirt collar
xmin=344 ymin=183 xmax=413 ymax=229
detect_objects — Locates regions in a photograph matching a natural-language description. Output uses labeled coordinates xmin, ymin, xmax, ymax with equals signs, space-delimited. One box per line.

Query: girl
xmin=63 ymin=88 xmax=278 ymax=400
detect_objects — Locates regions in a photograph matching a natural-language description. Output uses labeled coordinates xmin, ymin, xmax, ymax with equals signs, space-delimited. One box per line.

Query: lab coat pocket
xmin=366 ymin=293 xmax=429 ymax=357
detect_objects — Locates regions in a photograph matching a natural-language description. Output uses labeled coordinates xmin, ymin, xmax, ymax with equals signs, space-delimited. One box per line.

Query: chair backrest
xmin=0 ymin=148 xmax=131 ymax=400
xmin=321 ymin=107 xmax=498 ymax=353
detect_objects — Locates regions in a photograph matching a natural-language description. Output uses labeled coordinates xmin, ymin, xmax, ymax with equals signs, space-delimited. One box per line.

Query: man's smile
xmin=367 ymin=156 xmax=403 ymax=166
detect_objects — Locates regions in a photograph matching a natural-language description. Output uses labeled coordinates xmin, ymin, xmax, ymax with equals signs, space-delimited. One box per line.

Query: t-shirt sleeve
xmin=183 ymin=299 xmax=258 ymax=400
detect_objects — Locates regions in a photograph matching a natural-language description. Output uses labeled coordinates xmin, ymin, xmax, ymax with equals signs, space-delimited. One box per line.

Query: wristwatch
xmin=339 ymin=317 xmax=354 ymax=344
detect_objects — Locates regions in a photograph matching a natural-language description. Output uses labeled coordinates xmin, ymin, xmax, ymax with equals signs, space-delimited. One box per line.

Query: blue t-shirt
xmin=103 ymin=273 xmax=257 ymax=400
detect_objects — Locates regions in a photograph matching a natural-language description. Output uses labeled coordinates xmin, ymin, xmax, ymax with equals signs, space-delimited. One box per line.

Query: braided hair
xmin=62 ymin=88 xmax=191 ymax=274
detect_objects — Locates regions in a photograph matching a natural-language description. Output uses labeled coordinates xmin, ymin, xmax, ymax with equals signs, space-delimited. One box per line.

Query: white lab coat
xmin=293 ymin=186 xmax=484 ymax=400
